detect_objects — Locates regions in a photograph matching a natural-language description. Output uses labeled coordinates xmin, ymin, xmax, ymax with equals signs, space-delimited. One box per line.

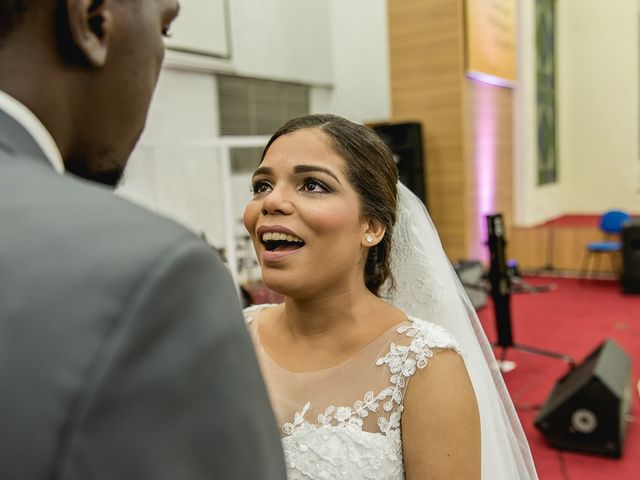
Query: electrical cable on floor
xmin=514 ymin=403 xmax=542 ymax=411
xmin=557 ymin=450 xmax=570 ymax=480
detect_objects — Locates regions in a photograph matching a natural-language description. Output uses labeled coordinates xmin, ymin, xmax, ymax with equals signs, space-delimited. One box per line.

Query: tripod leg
xmin=515 ymin=343 xmax=576 ymax=367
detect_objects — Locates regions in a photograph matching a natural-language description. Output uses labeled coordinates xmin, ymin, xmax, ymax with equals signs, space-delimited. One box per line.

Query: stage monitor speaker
xmin=621 ymin=218 xmax=640 ymax=294
xmin=370 ymin=122 xmax=426 ymax=206
xmin=535 ymin=339 xmax=632 ymax=457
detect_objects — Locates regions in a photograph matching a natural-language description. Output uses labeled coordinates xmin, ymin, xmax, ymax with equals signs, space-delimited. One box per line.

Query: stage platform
xmin=509 ymin=214 xmax=635 ymax=276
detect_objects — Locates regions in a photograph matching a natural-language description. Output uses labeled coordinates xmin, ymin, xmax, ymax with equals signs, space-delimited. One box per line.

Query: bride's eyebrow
xmin=293 ymin=165 xmax=342 ymax=185
xmin=251 ymin=166 xmax=272 ymax=179
xmin=251 ymin=165 xmax=342 ymax=185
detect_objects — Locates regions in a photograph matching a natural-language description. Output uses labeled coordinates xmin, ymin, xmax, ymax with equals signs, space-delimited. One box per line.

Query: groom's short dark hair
xmin=0 ymin=0 xmax=39 ymax=39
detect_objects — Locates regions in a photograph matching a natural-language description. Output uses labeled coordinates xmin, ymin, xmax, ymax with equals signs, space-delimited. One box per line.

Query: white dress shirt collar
xmin=0 ymin=89 xmax=65 ymax=174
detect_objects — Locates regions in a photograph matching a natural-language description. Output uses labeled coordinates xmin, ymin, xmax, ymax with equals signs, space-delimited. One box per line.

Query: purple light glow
xmin=466 ymin=70 xmax=515 ymax=89
xmin=473 ymin=81 xmax=498 ymax=262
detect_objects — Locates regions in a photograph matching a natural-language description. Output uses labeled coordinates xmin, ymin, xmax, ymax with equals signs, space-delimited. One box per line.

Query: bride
xmin=242 ymin=114 xmax=537 ymax=479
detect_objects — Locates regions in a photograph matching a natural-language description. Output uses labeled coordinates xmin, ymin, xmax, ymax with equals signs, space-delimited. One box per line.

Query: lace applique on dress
xmin=244 ymin=306 xmax=462 ymax=479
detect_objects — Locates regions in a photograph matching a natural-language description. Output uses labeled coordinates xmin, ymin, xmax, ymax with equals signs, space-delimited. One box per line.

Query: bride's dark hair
xmin=261 ymin=114 xmax=399 ymax=295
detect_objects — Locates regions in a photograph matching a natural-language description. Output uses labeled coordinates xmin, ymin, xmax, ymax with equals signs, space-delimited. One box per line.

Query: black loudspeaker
xmin=371 ymin=122 xmax=426 ymax=206
xmin=535 ymin=339 xmax=632 ymax=457
xmin=621 ymin=218 xmax=640 ymax=294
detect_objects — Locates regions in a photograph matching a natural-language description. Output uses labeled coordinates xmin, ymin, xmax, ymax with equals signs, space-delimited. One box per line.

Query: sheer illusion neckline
xmin=250 ymin=305 xmax=411 ymax=376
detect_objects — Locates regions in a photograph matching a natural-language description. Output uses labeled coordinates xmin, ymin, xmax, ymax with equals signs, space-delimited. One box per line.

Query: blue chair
xmin=580 ymin=210 xmax=631 ymax=279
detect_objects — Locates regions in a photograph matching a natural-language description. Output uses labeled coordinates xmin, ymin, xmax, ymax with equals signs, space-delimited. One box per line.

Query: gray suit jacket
xmin=0 ymin=108 xmax=286 ymax=479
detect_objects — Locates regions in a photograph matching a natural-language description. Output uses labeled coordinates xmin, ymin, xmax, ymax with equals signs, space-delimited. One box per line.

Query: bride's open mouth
xmin=260 ymin=231 xmax=305 ymax=255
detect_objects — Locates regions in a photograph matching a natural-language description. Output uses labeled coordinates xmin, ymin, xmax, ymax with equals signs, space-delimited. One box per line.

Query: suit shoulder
xmin=62 ymin=170 xmax=201 ymax=249
xmin=71 ymin=175 xmax=193 ymax=240
xmin=1 ymin=163 xmax=218 ymax=274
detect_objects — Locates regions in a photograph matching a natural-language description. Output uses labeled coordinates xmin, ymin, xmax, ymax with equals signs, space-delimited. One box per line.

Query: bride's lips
xmin=256 ymin=225 xmax=305 ymax=262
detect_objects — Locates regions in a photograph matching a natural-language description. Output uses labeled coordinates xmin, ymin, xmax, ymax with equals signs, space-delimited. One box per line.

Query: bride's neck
xmin=281 ymin=288 xmax=380 ymax=338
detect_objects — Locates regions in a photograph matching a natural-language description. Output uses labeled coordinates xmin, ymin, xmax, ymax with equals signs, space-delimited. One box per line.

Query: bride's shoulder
xmin=387 ymin=316 xmax=463 ymax=355
xmin=374 ymin=317 xmax=465 ymax=399
xmin=242 ymin=303 xmax=280 ymax=325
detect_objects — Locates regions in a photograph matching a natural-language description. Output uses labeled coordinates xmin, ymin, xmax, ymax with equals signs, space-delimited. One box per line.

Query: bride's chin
xmin=260 ymin=274 xmax=296 ymax=297
xmin=261 ymin=272 xmax=315 ymax=299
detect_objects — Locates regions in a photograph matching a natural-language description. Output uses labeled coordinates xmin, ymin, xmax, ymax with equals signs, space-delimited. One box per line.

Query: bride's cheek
xmin=305 ymin=204 xmax=358 ymax=235
xmin=242 ymin=204 xmax=257 ymax=233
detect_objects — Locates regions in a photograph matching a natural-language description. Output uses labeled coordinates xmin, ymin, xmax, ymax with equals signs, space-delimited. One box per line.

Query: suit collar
xmin=0 ymin=89 xmax=64 ymax=174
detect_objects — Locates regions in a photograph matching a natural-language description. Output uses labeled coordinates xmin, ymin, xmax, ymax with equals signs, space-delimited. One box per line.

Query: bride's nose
xmin=261 ymin=185 xmax=294 ymax=216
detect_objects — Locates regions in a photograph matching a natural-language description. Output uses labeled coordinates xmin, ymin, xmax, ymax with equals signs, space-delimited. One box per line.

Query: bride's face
xmin=243 ymin=128 xmax=370 ymax=298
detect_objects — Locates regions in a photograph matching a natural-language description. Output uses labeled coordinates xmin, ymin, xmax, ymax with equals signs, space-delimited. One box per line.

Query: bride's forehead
xmin=266 ymin=130 xmax=341 ymax=160
xmin=261 ymin=140 xmax=349 ymax=176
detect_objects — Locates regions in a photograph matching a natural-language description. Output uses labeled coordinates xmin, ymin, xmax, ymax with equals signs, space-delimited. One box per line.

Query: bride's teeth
xmin=261 ymin=231 xmax=304 ymax=243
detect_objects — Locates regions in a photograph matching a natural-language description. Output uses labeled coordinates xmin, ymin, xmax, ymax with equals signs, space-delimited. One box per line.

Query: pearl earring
xmin=366 ymin=235 xmax=374 ymax=244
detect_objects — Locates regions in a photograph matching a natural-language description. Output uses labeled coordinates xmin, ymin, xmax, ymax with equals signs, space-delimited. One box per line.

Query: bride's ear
xmin=362 ymin=218 xmax=386 ymax=247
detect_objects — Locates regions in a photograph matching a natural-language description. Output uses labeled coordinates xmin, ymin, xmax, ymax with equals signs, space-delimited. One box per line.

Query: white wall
xmin=557 ymin=0 xmax=640 ymax=213
xmin=515 ymin=0 xmax=640 ymax=227
xmin=228 ymin=0 xmax=333 ymax=86
xmin=311 ymin=0 xmax=391 ymax=124
xmin=164 ymin=0 xmax=229 ymax=57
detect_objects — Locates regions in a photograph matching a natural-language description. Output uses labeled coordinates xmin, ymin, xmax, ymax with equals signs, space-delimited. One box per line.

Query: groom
xmin=0 ymin=1 xmax=284 ymax=479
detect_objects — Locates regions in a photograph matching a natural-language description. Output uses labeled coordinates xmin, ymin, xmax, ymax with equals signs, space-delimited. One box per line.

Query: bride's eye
xmin=301 ymin=177 xmax=330 ymax=194
xmin=251 ymin=180 xmax=272 ymax=195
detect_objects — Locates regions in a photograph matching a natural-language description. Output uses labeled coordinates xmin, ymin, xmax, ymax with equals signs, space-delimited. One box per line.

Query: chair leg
xmin=609 ymin=252 xmax=622 ymax=276
xmin=580 ymin=251 xmax=592 ymax=280
xmin=593 ymin=252 xmax=602 ymax=278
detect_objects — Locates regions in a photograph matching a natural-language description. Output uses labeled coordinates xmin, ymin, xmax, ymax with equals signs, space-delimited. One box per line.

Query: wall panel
xmin=388 ymin=0 xmax=513 ymax=262
xmin=388 ymin=0 xmax=467 ymax=259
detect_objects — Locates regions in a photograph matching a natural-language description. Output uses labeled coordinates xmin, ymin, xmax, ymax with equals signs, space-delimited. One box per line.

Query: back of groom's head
xmin=0 ymin=0 xmax=36 ymax=39
xmin=0 ymin=0 xmax=180 ymax=187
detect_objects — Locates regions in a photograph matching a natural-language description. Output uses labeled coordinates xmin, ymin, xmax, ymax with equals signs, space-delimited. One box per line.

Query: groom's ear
xmin=63 ymin=0 xmax=113 ymax=67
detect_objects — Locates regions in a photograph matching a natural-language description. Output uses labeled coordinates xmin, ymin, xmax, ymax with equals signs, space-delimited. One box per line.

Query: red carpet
xmin=477 ymin=277 xmax=640 ymax=480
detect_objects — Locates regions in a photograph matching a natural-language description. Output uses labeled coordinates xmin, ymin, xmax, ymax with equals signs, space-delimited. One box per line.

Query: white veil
xmin=385 ymin=182 xmax=538 ymax=479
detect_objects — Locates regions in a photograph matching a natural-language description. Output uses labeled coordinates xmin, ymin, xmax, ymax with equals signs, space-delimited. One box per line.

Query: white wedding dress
xmin=244 ymin=304 xmax=461 ymax=479
xmin=241 ymin=183 xmax=538 ymax=479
